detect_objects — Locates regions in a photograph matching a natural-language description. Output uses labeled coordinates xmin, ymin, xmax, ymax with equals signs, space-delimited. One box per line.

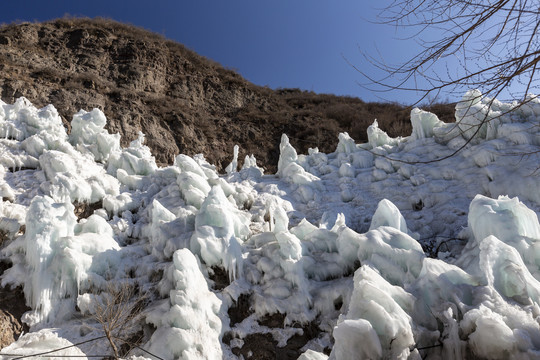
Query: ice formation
xmin=1 ymin=330 xmax=87 ymax=358
xmin=0 ymin=91 xmax=539 ymax=360
xmin=145 ymin=249 xmax=225 ymax=359
xmin=70 ymin=108 xmax=121 ymax=162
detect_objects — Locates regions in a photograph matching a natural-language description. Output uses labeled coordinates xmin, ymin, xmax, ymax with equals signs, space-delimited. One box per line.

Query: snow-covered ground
xmin=0 ymin=89 xmax=539 ymax=359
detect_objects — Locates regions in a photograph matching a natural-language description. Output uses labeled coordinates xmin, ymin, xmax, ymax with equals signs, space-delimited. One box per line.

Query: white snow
xmin=0 ymin=330 xmax=88 ymax=359
xmin=0 ymin=91 xmax=539 ymax=359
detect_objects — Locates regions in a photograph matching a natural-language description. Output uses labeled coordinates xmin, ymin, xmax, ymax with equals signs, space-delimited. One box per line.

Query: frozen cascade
xmin=1 ymin=196 xmax=119 ymax=327
xmin=190 ymin=185 xmax=250 ymax=280
xmin=225 ymin=144 xmax=239 ymax=175
xmin=145 ymin=249 xmax=225 ymax=359
xmin=369 ymin=198 xmax=410 ymax=234
xmin=69 ymin=108 xmax=121 ymax=163
xmin=10 ymin=196 xmax=77 ymax=325
xmin=0 ymin=92 xmax=539 ymax=359
xmin=410 ymin=107 xmax=445 ymax=140
xmin=107 ymin=132 xmax=158 ymax=176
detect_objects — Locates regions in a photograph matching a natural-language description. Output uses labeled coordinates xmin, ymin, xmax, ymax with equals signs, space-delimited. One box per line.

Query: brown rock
xmin=0 ymin=281 xmax=29 ymax=349
xmin=0 ymin=260 xmax=29 ymax=349
xmin=0 ymin=17 xmax=454 ymax=173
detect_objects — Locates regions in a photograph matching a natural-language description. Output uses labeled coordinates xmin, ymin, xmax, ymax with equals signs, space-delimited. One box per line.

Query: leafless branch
xmin=352 ymin=0 xmax=540 ymax=163
xmin=91 ymin=282 xmax=147 ymax=359
xmin=367 ymin=0 xmax=540 ymax=102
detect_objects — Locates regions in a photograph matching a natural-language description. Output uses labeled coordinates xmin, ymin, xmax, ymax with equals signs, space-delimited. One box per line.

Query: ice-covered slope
xmin=0 ymin=90 xmax=539 ymax=359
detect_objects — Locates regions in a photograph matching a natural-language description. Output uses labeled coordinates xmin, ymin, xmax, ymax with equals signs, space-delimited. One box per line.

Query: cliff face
xmin=0 ymin=18 xmax=277 ymax=169
xmin=0 ymin=18 xmax=453 ymax=172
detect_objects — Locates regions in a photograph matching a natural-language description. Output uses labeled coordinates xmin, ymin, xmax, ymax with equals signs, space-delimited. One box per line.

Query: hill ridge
xmin=0 ymin=17 xmax=453 ymax=171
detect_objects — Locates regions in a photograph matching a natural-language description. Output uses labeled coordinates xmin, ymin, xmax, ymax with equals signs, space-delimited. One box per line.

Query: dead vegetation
xmin=73 ymin=200 xmax=103 ymax=220
xmin=90 ymin=282 xmax=147 ymax=359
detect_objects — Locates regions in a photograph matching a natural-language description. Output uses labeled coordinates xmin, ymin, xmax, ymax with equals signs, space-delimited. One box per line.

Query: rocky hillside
xmin=0 ymin=17 xmax=453 ymax=172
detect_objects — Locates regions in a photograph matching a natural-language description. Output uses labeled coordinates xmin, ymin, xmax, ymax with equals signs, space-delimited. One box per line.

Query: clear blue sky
xmin=1 ymin=1 xmax=454 ymax=104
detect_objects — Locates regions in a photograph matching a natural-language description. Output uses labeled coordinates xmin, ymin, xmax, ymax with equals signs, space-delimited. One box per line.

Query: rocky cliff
xmin=0 ymin=17 xmax=454 ymax=172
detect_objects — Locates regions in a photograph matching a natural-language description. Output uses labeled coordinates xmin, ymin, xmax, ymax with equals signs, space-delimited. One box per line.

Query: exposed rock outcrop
xmin=0 ymin=18 xmax=454 ymax=172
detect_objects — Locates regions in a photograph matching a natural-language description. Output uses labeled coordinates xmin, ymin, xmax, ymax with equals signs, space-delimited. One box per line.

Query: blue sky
xmin=1 ymin=1 xmax=454 ymax=104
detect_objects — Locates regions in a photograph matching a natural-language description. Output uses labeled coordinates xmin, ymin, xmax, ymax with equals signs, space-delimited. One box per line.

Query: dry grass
xmin=91 ymin=282 xmax=147 ymax=359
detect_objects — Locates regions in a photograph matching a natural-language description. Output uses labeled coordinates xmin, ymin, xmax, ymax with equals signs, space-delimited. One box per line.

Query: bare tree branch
xmin=350 ymin=0 xmax=540 ymax=164
xmin=365 ymin=0 xmax=540 ymax=103
xmin=91 ymin=282 xmax=148 ymax=359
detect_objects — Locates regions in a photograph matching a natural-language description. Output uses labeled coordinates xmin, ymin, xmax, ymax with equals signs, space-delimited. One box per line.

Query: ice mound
xmin=367 ymin=119 xmax=400 ymax=148
xmin=0 ymin=330 xmax=87 ymax=359
xmin=142 ymin=199 xmax=186 ymax=259
xmin=0 ymin=93 xmax=539 ymax=359
xmin=0 ymin=199 xmax=26 ymax=238
xmin=40 ymin=149 xmax=120 ymax=203
xmin=468 ymin=195 xmax=540 ymax=243
xmin=244 ymin=204 xmax=315 ymax=324
xmin=0 ymin=98 xmax=66 ymax=141
xmin=369 ymin=199 xmax=410 ymax=233
xmin=277 ymin=134 xmax=320 ymax=188
xmin=241 ymin=153 xmax=264 ymax=177
xmin=145 ymin=249 xmax=225 ymax=359
xmin=191 ymin=185 xmax=250 ymax=279
xmin=70 ymin=108 xmax=121 ymax=162
xmin=300 ymin=349 xmax=330 ymax=360
xmin=0 ymin=98 xmax=70 ymax=171
xmin=459 ymin=195 xmax=540 ymax=279
xmin=175 ymin=153 xmax=213 ymax=208
xmin=332 ymin=265 xmax=417 ymax=359
xmin=455 ymin=90 xmax=540 ymax=143
xmin=410 ymin=107 xmax=445 ymax=140
xmin=1 ymin=196 xmax=120 ymax=327
xmin=107 ymin=132 xmax=158 ymax=176
xmin=332 ymin=195 xmax=540 ymax=360
xmin=276 ymin=134 xmax=322 ymax=202
xmin=455 ymin=89 xmax=497 ymax=140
